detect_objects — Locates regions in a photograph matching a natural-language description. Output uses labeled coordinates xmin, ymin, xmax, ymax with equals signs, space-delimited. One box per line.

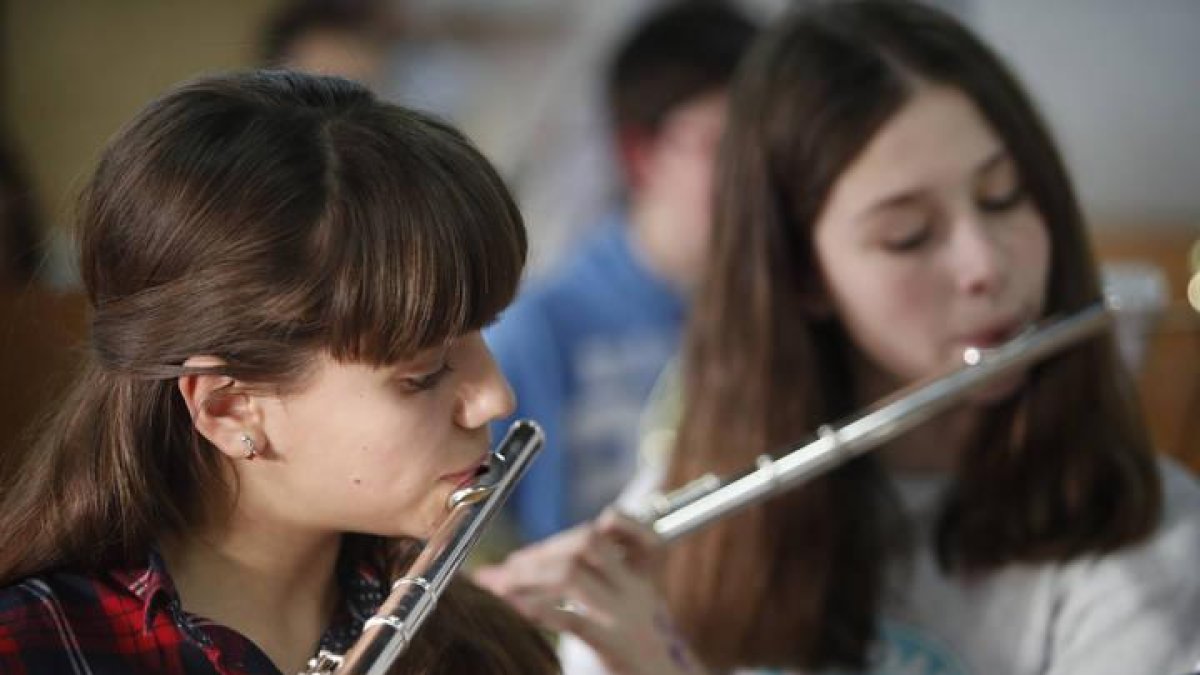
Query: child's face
xmin=636 ymin=90 xmax=728 ymax=288
xmin=245 ymin=331 xmax=515 ymax=538
xmin=813 ymin=85 xmax=1050 ymax=402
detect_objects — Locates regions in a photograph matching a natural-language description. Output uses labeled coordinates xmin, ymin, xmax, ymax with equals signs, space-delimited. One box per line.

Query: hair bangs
xmin=318 ymin=108 xmax=527 ymax=366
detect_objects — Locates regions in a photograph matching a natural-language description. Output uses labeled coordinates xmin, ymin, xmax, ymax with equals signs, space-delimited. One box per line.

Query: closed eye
xmin=977 ymin=185 xmax=1027 ymax=213
xmin=883 ymin=226 xmax=932 ymax=252
xmin=401 ymin=361 xmax=455 ymax=392
xmin=975 ymin=150 xmax=1027 ymax=214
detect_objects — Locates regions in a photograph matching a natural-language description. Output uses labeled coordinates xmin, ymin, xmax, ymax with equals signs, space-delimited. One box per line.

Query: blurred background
xmin=0 ymin=0 xmax=1195 ymax=466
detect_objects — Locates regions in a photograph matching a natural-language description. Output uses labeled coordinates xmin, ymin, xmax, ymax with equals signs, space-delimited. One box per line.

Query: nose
xmin=953 ymin=217 xmax=1007 ymax=298
xmin=455 ymin=336 xmax=516 ymax=429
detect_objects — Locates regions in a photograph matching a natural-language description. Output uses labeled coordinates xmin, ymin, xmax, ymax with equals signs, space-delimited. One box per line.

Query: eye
xmin=975 ymin=157 xmax=1028 ymax=213
xmin=400 ymin=361 xmax=455 ymax=393
xmin=977 ymin=184 xmax=1027 ymax=213
xmin=882 ymin=224 xmax=932 ymax=252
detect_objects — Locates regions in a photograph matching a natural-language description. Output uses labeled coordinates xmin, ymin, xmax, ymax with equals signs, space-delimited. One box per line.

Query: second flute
xmin=628 ymin=303 xmax=1111 ymax=542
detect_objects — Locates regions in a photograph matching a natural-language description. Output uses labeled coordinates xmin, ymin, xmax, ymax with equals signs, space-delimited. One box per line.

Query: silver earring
xmin=239 ymin=433 xmax=257 ymax=460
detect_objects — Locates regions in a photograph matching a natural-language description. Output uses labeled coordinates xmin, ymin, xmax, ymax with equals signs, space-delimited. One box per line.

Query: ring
xmin=556 ymin=599 xmax=589 ymax=617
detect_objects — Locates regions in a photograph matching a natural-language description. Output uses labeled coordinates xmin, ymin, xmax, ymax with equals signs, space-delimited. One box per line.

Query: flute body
xmin=630 ymin=304 xmax=1111 ymax=542
xmin=302 ymin=420 xmax=544 ymax=675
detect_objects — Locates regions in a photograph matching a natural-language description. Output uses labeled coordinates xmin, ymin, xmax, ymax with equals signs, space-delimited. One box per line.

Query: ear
xmin=178 ymin=355 xmax=265 ymax=461
xmin=615 ymin=125 xmax=658 ymax=194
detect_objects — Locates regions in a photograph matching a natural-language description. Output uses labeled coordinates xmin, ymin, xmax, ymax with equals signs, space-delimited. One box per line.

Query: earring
xmin=239 ymin=433 xmax=257 ymax=460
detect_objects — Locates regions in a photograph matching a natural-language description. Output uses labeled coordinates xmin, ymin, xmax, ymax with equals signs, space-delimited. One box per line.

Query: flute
xmin=302 ymin=420 xmax=544 ymax=675
xmin=627 ymin=303 xmax=1111 ymax=542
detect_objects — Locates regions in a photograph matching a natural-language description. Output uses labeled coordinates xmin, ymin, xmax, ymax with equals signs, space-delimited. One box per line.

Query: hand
xmin=475 ymin=509 xmax=708 ymax=675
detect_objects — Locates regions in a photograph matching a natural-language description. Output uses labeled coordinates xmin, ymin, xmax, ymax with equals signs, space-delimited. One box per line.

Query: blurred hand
xmin=474 ymin=508 xmax=708 ymax=675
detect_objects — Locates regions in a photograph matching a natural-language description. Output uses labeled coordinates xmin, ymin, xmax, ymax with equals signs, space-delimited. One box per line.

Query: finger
xmin=553 ymin=560 xmax=628 ymax=626
xmin=595 ymin=508 xmax=663 ymax=571
xmin=506 ymin=587 xmax=618 ymax=650
xmin=479 ymin=526 xmax=595 ymax=593
xmin=471 ymin=564 xmax=508 ymax=595
xmin=576 ymin=529 xmax=641 ymax=592
xmin=491 ymin=542 xmax=623 ymax=618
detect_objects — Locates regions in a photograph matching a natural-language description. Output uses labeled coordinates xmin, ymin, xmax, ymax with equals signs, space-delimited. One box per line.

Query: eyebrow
xmin=855 ymin=147 xmax=1011 ymax=222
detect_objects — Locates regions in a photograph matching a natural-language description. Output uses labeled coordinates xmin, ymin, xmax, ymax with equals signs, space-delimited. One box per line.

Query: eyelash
xmin=978 ymin=184 xmax=1026 ymax=213
xmin=883 ymin=184 xmax=1027 ymax=253
xmin=403 ymin=361 xmax=455 ymax=392
xmin=884 ymin=225 xmax=932 ymax=252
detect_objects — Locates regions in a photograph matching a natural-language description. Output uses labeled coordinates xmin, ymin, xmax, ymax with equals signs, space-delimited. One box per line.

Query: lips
xmin=960 ymin=319 xmax=1026 ymax=350
xmin=440 ymin=453 xmax=491 ymax=488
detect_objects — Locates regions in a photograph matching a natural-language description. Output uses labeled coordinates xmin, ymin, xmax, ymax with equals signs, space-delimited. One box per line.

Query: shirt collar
xmin=105 ymin=548 xmax=180 ymax=631
xmin=106 ymin=541 xmax=391 ymax=651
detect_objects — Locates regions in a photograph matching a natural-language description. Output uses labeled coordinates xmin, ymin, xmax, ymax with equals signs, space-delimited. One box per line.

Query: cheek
xmin=692 ymin=154 xmax=716 ymax=196
xmin=660 ymin=148 xmax=716 ymax=202
xmin=302 ymin=394 xmax=426 ymax=472
xmin=822 ymin=242 xmax=939 ymax=327
xmin=819 ymin=243 xmax=947 ymax=379
xmin=987 ymin=208 xmax=1052 ymax=315
xmin=847 ymin=275 xmax=939 ymax=356
xmin=1015 ymin=215 xmax=1052 ymax=298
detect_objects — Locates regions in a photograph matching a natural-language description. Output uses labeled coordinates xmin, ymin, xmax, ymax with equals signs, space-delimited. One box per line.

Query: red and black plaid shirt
xmin=0 ymin=549 xmax=388 ymax=674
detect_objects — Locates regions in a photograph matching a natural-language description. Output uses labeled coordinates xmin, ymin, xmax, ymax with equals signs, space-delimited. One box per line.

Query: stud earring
xmin=239 ymin=433 xmax=257 ymax=460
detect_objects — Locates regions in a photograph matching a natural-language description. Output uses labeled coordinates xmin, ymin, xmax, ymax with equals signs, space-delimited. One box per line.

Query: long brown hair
xmin=0 ymin=70 xmax=555 ymax=672
xmin=662 ymin=3 xmax=1160 ymax=671
xmin=397 ymin=577 xmax=559 ymax=673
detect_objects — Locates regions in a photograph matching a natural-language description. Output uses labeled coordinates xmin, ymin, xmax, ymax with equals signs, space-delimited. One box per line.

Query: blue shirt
xmin=486 ymin=214 xmax=686 ymax=541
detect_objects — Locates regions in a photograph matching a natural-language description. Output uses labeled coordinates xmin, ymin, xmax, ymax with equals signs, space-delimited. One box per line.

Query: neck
xmin=160 ymin=512 xmax=342 ymax=674
xmin=879 ymin=406 xmax=980 ymax=474
xmin=627 ymin=198 xmax=696 ymax=296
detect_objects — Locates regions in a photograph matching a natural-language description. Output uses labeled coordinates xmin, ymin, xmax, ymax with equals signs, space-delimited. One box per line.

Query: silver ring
xmin=556 ymin=599 xmax=589 ymax=617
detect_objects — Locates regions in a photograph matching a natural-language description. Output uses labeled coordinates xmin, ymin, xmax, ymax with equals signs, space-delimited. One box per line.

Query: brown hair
xmin=350 ymin=537 xmax=559 ymax=675
xmin=662 ymin=2 xmax=1160 ymax=671
xmin=0 ymin=70 xmax=555 ymax=672
xmin=396 ymin=573 xmax=559 ymax=674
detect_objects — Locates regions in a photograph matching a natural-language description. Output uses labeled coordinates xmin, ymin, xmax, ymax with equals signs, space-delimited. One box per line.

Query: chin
xmin=965 ymin=369 xmax=1028 ymax=405
xmin=413 ymin=502 xmax=454 ymax=539
xmin=355 ymin=509 xmax=437 ymax=541
xmin=357 ymin=523 xmax=421 ymax=541
xmin=356 ymin=491 xmax=460 ymax=541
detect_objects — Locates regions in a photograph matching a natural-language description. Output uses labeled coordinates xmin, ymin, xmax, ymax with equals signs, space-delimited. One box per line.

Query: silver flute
xmin=302 ymin=420 xmax=544 ymax=675
xmin=628 ymin=303 xmax=1112 ymax=542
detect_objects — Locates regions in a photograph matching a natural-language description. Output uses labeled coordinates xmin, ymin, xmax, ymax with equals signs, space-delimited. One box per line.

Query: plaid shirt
xmin=0 ymin=549 xmax=388 ymax=675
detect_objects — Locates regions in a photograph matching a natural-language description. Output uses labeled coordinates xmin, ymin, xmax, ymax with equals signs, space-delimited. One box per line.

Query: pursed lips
xmin=958 ymin=316 xmax=1027 ymax=350
xmin=440 ymin=452 xmax=492 ymax=488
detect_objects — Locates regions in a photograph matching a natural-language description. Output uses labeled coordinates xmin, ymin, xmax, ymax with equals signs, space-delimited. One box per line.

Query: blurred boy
xmin=487 ymin=1 xmax=758 ymax=541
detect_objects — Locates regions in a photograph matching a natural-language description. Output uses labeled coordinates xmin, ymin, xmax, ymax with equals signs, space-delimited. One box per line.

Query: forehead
xmin=826 ymin=85 xmax=1005 ymax=213
xmin=664 ymin=90 xmax=728 ymax=131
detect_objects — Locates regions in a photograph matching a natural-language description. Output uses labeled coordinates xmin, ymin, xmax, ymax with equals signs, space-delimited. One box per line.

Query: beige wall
xmin=3 ymin=1 xmax=277 ymax=253
xmin=970 ymin=2 xmax=1200 ymax=228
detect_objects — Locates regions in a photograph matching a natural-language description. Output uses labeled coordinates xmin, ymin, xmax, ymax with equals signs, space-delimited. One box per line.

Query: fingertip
xmin=474 ymin=576 xmax=510 ymax=598
xmin=594 ymin=506 xmax=631 ymax=532
xmin=597 ymin=508 xmax=651 ymax=536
